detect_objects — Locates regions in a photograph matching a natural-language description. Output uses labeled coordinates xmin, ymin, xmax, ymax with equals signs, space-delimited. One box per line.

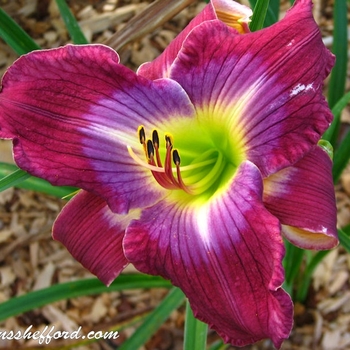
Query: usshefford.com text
xmin=0 ymin=325 xmax=119 ymax=345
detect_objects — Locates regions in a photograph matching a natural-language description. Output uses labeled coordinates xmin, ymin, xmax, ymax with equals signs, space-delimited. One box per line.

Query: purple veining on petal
xmin=124 ymin=161 xmax=293 ymax=348
xmin=170 ymin=0 xmax=334 ymax=177
xmin=263 ymin=146 xmax=338 ymax=250
xmin=0 ymin=45 xmax=195 ymax=213
xmin=53 ymin=190 xmax=138 ymax=285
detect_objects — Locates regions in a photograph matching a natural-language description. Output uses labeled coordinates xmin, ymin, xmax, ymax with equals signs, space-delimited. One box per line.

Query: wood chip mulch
xmin=0 ymin=0 xmax=350 ymax=349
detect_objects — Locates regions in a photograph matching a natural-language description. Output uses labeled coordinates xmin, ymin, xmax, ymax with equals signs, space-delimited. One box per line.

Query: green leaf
xmin=184 ymin=299 xmax=208 ymax=350
xmin=268 ymin=0 xmax=280 ymax=24
xmin=249 ymin=0 xmax=278 ymax=27
xmin=326 ymin=0 xmax=348 ymax=145
xmin=324 ymin=88 xmax=350 ymax=148
xmin=332 ymin=91 xmax=350 ymax=125
xmin=0 ymin=162 xmax=77 ymax=198
xmin=0 ymin=274 xmax=171 ymax=321
xmin=295 ymin=250 xmax=330 ymax=302
xmin=56 ymin=0 xmax=89 ymax=44
xmin=294 ymin=227 xmax=350 ymax=302
xmin=208 ymin=340 xmax=230 ymax=350
xmin=283 ymin=240 xmax=305 ymax=297
xmin=0 ymin=8 xmax=40 ymax=55
xmin=333 ymin=129 xmax=350 ymax=183
xmin=323 ymin=91 xmax=350 ymax=182
xmin=118 ymin=287 xmax=185 ymax=350
xmin=0 ymin=166 xmax=30 ymax=192
xmin=338 ymin=228 xmax=350 ymax=253
xmin=249 ymin=0 xmax=270 ymax=31
xmin=342 ymin=223 xmax=350 ymax=233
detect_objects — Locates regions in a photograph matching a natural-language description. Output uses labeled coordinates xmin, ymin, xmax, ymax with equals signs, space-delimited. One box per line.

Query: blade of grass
xmin=268 ymin=0 xmax=280 ymax=23
xmin=249 ymin=0 xmax=278 ymax=27
xmin=118 ymin=287 xmax=185 ymax=350
xmin=0 ymin=163 xmax=77 ymax=198
xmin=0 ymin=167 xmax=30 ymax=192
xmin=0 ymin=274 xmax=171 ymax=321
xmin=56 ymin=0 xmax=89 ymax=44
xmin=324 ymin=91 xmax=350 ymax=182
xmin=338 ymin=228 xmax=350 ymax=253
xmin=324 ymin=0 xmax=348 ymax=146
xmin=333 ymin=129 xmax=350 ymax=183
xmin=208 ymin=340 xmax=230 ymax=350
xmin=342 ymin=223 xmax=350 ymax=233
xmin=0 ymin=8 xmax=40 ymax=55
xmin=184 ymin=299 xmax=208 ymax=350
xmin=324 ymin=90 xmax=350 ymax=145
xmin=249 ymin=0 xmax=270 ymax=31
xmin=283 ymin=240 xmax=305 ymax=297
xmin=327 ymin=0 xmax=348 ymax=109
xmin=295 ymin=250 xmax=329 ymax=302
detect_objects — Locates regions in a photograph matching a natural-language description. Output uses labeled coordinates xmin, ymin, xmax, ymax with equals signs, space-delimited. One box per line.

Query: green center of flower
xmin=128 ymin=123 xmax=244 ymax=199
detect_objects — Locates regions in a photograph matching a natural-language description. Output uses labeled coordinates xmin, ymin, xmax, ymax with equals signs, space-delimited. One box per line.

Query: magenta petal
xmin=124 ymin=161 xmax=293 ymax=348
xmin=53 ymin=191 xmax=136 ymax=285
xmin=263 ymin=146 xmax=338 ymax=250
xmin=0 ymin=44 xmax=195 ymax=213
xmin=170 ymin=0 xmax=335 ymax=176
xmin=137 ymin=3 xmax=217 ymax=79
xmin=138 ymin=0 xmax=252 ymax=80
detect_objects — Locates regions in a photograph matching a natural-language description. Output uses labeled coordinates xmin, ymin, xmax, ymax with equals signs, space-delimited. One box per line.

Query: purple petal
xmin=124 ymin=161 xmax=293 ymax=348
xmin=263 ymin=146 xmax=338 ymax=250
xmin=169 ymin=0 xmax=335 ymax=177
xmin=0 ymin=44 xmax=195 ymax=213
xmin=53 ymin=190 xmax=136 ymax=285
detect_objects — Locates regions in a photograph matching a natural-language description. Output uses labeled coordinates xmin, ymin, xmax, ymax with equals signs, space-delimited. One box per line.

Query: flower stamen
xmin=173 ymin=149 xmax=194 ymax=194
xmin=129 ymin=126 xmax=226 ymax=196
xmin=138 ymin=125 xmax=147 ymax=157
xmin=127 ymin=146 xmax=164 ymax=172
xmin=164 ymin=134 xmax=180 ymax=187
xmin=147 ymin=138 xmax=177 ymax=190
xmin=152 ymin=130 xmax=162 ymax=167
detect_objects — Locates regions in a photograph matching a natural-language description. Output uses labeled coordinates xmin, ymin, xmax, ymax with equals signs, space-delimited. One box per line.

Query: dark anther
xmin=172 ymin=149 xmax=180 ymax=165
xmin=152 ymin=130 xmax=159 ymax=147
xmin=165 ymin=135 xmax=172 ymax=148
xmin=147 ymin=139 xmax=155 ymax=159
xmin=139 ymin=126 xmax=146 ymax=144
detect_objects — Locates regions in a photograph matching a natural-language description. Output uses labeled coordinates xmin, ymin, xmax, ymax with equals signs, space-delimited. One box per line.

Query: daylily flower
xmin=0 ymin=0 xmax=337 ymax=348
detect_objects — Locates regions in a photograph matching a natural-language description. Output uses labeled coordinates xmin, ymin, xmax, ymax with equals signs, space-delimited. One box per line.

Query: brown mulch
xmin=0 ymin=0 xmax=350 ymax=349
